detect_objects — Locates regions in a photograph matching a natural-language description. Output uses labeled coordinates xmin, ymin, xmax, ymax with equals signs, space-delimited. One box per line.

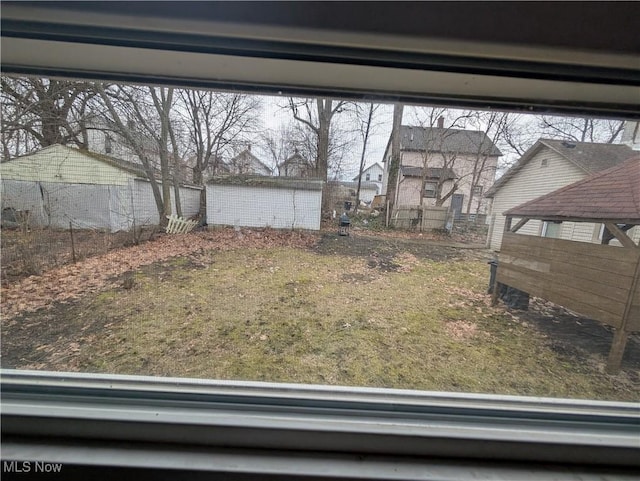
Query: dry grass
xmin=7 ymin=245 xmax=636 ymax=402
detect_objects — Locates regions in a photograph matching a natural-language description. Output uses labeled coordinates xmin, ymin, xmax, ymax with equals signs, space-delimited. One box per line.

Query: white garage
xmin=206 ymin=177 xmax=323 ymax=231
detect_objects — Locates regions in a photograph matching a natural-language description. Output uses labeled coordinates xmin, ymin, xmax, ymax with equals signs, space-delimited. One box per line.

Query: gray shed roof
xmin=485 ymin=139 xmax=636 ymax=197
xmin=329 ymin=180 xmax=379 ymax=190
xmin=399 ymin=125 xmax=502 ymax=156
xmin=208 ymin=174 xmax=323 ymax=191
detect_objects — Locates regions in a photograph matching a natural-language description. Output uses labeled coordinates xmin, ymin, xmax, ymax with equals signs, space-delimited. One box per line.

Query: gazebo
xmin=492 ymin=156 xmax=640 ymax=373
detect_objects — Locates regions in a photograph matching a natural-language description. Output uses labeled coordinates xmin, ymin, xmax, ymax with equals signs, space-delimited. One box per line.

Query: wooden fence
xmin=495 ymin=232 xmax=640 ymax=372
xmin=392 ymin=206 xmax=448 ymax=231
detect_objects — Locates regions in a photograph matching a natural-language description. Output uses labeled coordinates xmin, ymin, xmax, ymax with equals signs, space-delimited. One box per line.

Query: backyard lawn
xmin=1 ymin=229 xmax=638 ymax=401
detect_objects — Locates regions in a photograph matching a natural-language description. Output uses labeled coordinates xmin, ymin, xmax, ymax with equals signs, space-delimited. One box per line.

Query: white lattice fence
xmin=165 ymin=215 xmax=198 ymax=234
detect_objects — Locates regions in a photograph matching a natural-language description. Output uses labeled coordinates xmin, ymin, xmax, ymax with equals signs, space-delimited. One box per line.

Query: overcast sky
xmin=224 ymin=92 xmax=631 ymax=181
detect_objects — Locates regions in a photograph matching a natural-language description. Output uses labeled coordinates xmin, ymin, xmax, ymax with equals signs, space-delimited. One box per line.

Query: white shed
xmin=1 ymin=144 xmax=202 ymax=231
xmin=206 ymin=176 xmax=323 ymax=230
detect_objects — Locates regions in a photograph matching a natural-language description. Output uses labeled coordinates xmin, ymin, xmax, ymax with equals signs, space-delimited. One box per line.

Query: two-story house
xmin=381 ymin=120 xmax=501 ymax=220
xmin=352 ymin=162 xmax=384 ymax=194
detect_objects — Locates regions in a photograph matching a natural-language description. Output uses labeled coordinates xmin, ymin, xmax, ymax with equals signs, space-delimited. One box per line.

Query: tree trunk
xmin=386 ymin=103 xmax=404 ymax=216
xmin=316 ymin=99 xmax=332 ymax=212
xmin=355 ymin=103 xmax=374 ymax=214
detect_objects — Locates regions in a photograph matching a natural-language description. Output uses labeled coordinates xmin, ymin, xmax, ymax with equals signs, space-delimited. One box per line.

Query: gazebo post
xmin=607 ymin=251 xmax=640 ymax=374
xmin=606 ymin=330 xmax=629 ymax=374
xmin=492 ymin=216 xmax=513 ymax=306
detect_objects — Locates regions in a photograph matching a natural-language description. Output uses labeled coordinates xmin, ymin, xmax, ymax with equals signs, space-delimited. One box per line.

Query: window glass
xmin=1 ymin=75 xmax=638 ymax=403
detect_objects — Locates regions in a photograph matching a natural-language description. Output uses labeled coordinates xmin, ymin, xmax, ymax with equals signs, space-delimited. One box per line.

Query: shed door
xmin=451 ymin=194 xmax=464 ymax=221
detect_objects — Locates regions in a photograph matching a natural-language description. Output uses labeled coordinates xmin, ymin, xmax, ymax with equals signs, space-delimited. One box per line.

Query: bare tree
xmin=462 ymin=111 xmax=507 ymax=214
xmin=353 ymin=102 xmax=382 ymax=212
xmin=287 ymin=97 xmax=348 ymax=180
xmin=180 ymin=90 xmax=260 ymax=220
xmin=261 ymin=123 xmax=298 ymax=175
xmin=1 ymin=76 xmax=97 ymax=158
xmin=499 ymin=114 xmax=625 ymax=166
xmin=538 ymin=116 xmax=624 ymax=143
xmin=410 ymin=108 xmax=472 ymax=208
xmin=97 ymin=84 xmax=179 ymax=225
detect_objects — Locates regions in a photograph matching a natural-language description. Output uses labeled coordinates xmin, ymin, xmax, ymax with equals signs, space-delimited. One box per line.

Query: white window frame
xmin=1 ymin=3 xmax=639 ymax=478
xmin=541 ymin=220 xmax=562 ymax=238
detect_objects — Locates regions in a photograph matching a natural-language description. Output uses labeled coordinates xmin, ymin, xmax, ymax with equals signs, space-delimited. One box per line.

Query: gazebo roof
xmin=505 ymin=156 xmax=640 ymax=223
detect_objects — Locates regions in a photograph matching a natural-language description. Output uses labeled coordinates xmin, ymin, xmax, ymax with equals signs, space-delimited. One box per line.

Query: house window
xmin=542 ymin=221 xmax=562 ymax=238
xmin=424 ymin=181 xmax=437 ymax=198
xmin=541 ymin=159 xmax=548 ymax=167
xmin=378 ymin=174 xmax=383 ymax=181
xmin=104 ymin=135 xmax=112 ymax=154
xmin=365 ymin=173 xmax=370 ymax=181
xmin=472 ymin=185 xmax=483 ymax=195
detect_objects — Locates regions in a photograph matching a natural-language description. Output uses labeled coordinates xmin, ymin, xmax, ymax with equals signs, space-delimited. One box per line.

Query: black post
xmin=69 ymin=221 xmax=77 ymax=263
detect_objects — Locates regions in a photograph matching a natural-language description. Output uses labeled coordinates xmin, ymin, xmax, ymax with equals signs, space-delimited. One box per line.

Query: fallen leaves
xmin=445 ymin=320 xmax=478 ymax=341
xmin=1 ymin=228 xmax=318 ymax=321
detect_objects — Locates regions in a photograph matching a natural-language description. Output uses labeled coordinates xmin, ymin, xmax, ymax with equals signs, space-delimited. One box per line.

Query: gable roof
xmin=229 ymin=148 xmax=271 ymax=172
xmin=2 ymin=144 xmax=149 ymax=177
xmin=279 ymin=151 xmax=311 ymax=167
xmin=352 ymin=162 xmax=383 ymax=181
xmin=485 ymin=139 xmax=636 ymax=197
xmin=505 ymin=156 xmax=640 ymax=223
xmin=398 ymin=125 xmax=502 ymax=156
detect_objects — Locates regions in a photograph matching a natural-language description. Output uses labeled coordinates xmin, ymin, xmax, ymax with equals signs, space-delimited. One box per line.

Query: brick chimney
xmin=437 ymin=116 xmax=444 ymax=128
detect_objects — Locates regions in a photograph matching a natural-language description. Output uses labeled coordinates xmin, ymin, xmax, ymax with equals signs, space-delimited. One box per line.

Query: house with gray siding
xmin=485 ymin=139 xmax=637 ymax=251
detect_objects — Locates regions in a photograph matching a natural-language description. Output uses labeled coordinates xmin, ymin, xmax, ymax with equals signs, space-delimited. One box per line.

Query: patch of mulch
xmin=0 ymin=228 xmax=317 ymax=321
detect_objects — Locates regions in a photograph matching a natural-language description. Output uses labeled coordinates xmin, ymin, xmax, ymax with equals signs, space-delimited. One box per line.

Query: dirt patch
xmin=521 ymin=298 xmax=640 ymax=376
xmin=314 ymin=232 xmax=489 ymax=266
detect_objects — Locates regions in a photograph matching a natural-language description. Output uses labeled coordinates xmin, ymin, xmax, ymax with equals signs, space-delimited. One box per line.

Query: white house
xmin=1 ymin=144 xmax=201 ymax=231
xmin=485 ymin=139 xmax=637 ymax=251
xmin=381 ymin=122 xmax=501 ymax=220
xmin=352 ymin=162 xmax=384 ymax=194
